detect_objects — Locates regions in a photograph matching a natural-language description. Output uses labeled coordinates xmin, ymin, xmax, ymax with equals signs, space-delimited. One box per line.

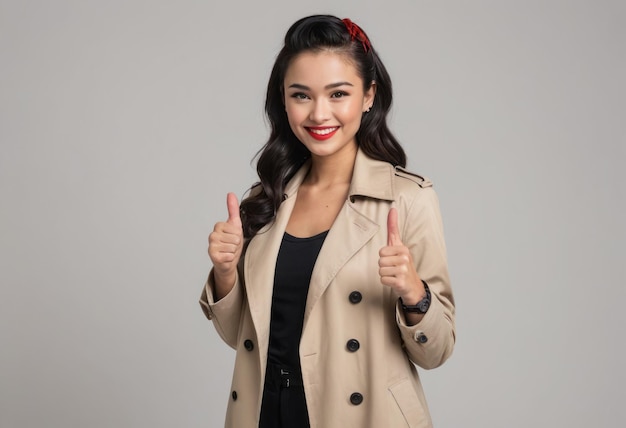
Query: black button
xmin=244 ymin=339 xmax=254 ymax=351
xmin=346 ymin=339 xmax=360 ymax=352
xmin=417 ymin=333 xmax=428 ymax=344
xmin=350 ymin=392 xmax=363 ymax=405
xmin=231 ymin=391 xmax=238 ymax=400
xmin=349 ymin=291 xmax=362 ymax=304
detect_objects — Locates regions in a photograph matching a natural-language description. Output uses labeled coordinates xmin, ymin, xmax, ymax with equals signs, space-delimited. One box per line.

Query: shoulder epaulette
xmin=394 ymin=166 xmax=433 ymax=188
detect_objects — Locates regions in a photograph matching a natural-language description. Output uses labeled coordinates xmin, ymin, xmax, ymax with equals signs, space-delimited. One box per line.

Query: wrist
xmin=212 ymin=270 xmax=236 ymax=300
xmin=400 ymin=281 xmax=427 ymax=305
xmin=400 ymin=281 xmax=431 ymax=314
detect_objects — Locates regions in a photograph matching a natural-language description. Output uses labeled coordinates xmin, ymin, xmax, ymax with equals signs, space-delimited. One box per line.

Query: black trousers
xmin=259 ymin=363 xmax=310 ymax=428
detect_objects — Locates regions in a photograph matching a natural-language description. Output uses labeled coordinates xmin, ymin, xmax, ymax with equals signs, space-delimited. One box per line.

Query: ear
xmin=363 ymin=80 xmax=376 ymax=112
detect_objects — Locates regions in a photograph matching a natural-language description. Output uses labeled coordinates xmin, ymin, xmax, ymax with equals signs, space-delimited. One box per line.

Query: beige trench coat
xmin=200 ymin=148 xmax=455 ymax=428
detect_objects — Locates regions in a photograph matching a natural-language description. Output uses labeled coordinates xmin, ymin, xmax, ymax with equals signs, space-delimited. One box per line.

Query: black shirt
xmin=266 ymin=230 xmax=328 ymax=370
xmin=260 ymin=231 xmax=328 ymax=428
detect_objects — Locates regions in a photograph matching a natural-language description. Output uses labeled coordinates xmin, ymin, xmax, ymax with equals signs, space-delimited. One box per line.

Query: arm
xmin=395 ymin=187 xmax=456 ymax=369
xmin=198 ymin=192 xmax=246 ymax=349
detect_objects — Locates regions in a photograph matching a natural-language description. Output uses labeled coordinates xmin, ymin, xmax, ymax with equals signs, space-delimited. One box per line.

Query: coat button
xmin=346 ymin=339 xmax=360 ymax=352
xmin=231 ymin=391 xmax=238 ymax=401
xmin=348 ymin=291 xmax=362 ymax=304
xmin=416 ymin=332 xmax=428 ymax=344
xmin=350 ymin=392 xmax=363 ymax=405
xmin=244 ymin=339 xmax=254 ymax=351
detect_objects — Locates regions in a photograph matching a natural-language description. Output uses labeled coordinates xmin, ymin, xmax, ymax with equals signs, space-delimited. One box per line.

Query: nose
xmin=309 ymin=99 xmax=331 ymax=123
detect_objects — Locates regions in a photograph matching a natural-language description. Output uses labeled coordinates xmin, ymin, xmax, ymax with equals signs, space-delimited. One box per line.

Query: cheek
xmin=337 ymin=100 xmax=364 ymax=124
xmin=285 ymin=104 xmax=307 ymax=125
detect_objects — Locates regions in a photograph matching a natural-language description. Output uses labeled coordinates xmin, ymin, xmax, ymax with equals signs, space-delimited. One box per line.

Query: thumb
xmin=226 ymin=192 xmax=242 ymax=227
xmin=387 ymin=208 xmax=402 ymax=246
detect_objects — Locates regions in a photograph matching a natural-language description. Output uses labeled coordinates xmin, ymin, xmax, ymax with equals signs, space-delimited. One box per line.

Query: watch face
xmin=418 ymin=301 xmax=430 ymax=313
xmin=401 ymin=292 xmax=431 ymax=313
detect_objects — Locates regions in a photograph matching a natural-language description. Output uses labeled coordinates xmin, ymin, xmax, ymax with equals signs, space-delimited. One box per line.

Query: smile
xmin=306 ymin=127 xmax=339 ymax=140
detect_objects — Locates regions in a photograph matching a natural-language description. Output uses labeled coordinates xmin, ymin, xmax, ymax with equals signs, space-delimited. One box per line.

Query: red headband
xmin=342 ymin=18 xmax=372 ymax=53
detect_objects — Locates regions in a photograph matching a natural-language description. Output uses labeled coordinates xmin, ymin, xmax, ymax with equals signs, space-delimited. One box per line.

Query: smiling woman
xmin=200 ymin=14 xmax=455 ymax=428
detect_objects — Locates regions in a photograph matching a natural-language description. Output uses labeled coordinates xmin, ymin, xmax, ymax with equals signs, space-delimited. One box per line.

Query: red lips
xmin=306 ymin=126 xmax=339 ymax=141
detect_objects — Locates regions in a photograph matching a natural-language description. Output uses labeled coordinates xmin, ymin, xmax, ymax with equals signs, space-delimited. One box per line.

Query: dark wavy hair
xmin=240 ymin=14 xmax=406 ymax=239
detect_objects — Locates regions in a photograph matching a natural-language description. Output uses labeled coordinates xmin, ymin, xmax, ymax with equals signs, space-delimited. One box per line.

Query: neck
xmin=306 ymin=145 xmax=357 ymax=187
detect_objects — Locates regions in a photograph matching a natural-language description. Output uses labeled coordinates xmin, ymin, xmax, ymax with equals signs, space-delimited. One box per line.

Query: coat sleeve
xmin=395 ymin=186 xmax=456 ymax=369
xmin=199 ymin=262 xmax=245 ymax=350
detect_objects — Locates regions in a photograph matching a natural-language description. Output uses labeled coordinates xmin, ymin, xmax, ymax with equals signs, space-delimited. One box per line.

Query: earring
xmin=365 ymin=106 xmax=372 ymax=113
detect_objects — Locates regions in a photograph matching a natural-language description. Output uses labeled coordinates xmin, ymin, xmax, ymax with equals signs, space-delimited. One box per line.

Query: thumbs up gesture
xmin=208 ymin=193 xmax=244 ymax=295
xmin=379 ymin=208 xmax=425 ymax=304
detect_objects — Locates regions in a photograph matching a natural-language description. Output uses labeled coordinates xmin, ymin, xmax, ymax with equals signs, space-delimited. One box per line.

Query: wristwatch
xmin=400 ymin=282 xmax=431 ymax=314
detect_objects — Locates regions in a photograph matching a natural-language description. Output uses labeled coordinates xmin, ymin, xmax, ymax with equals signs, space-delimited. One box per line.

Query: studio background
xmin=1 ymin=0 xmax=624 ymax=427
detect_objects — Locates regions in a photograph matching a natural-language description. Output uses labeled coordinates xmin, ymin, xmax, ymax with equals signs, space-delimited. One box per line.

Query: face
xmin=283 ymin=50 xmax=375 ymax=160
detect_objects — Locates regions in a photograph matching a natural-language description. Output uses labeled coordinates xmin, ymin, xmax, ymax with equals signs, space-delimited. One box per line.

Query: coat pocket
xmin=388 ymin=379 xmax=430 ymax=428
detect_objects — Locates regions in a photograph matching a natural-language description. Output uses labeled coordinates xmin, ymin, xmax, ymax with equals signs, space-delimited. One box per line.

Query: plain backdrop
xmin=1 ymin=0 xmax=624 ymax=427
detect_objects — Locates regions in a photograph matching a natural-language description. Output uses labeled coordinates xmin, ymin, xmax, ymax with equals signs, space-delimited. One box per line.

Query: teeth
xmin=309 ymin=127 xmax=337 ymax=135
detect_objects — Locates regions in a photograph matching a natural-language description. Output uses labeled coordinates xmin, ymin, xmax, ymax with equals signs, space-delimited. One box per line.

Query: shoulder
xmin=391 ymin=165 xmax=440 ymax=218
xmin=393 ymin=166 xmax=433 ymax=189
xmin=393 ymin=165 xmax=434 ymax=202
xmin=391 ymin=167 xmax=445 ymax=242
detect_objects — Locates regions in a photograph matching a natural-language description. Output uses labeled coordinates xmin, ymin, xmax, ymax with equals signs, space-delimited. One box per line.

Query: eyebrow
xmin=287 ymin=82 xmax=354 ymax=90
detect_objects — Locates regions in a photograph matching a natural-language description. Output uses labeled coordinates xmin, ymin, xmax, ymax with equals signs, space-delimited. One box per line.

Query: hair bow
xmin=342 ymin=18 xmax=372 ymax=53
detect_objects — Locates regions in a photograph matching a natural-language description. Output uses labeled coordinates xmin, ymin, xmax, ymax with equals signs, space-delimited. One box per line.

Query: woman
xmin=200 ymin=15 xmax=455 ymax=428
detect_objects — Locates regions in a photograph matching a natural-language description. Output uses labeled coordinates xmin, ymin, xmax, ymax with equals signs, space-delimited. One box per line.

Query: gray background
xmin=1 ymin=0 xmax=624 ymax=427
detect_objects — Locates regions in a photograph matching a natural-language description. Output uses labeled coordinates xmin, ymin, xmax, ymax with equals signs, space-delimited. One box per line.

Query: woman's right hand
xmin=208 ymin=192 xmax=244 ymax=298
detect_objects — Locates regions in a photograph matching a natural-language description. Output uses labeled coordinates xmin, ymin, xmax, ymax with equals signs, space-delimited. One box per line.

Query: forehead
xmin=284 ymin=50 xmax=362 ymax=88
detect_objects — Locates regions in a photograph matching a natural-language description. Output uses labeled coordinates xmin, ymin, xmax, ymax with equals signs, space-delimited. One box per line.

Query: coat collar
xmin=349 ymin=148 xmax=396 ymax=201
xmin=284 ymin=147 xmax=397 ymax=202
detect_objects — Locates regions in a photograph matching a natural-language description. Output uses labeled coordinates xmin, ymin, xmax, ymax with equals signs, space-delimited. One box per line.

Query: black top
xmin=267 ymin=230 xmax=328 ymax=370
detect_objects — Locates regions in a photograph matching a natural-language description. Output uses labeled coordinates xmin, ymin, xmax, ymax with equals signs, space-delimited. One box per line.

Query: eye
xmin=290 ymin=92 xmax=309 ymax=100
xmin=331 ymin=91 xmax=349 ymax=98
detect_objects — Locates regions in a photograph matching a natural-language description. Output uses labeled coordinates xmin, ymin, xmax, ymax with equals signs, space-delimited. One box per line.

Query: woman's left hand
xmin=378 ymin=208 xmax=426 ymax=304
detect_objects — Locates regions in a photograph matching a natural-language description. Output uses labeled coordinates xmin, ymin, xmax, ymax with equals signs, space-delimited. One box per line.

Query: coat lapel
xmin=244 ymin=163 xmax=309 ymax=358
xmin=303 ymin=201 xmax=379 ymax=326
xmin=303 ymin=149 xmax=395 ymax=327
